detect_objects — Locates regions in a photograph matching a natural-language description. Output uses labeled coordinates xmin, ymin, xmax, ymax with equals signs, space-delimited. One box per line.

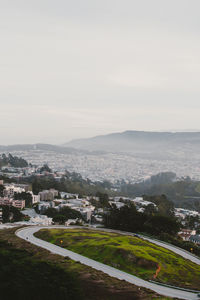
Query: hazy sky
xmin=1 ymin=0 xmax=200 ymax=144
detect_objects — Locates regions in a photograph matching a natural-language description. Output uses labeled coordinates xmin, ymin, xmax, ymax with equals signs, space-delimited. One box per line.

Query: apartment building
xmin=0 ymin=197 xmax=12 ymax=206
xmin=12 ymin=200 xmax=25 ymax=210
xmin=39 ymin=189 xmax=58 ymax=201
xmin=3 ymin=184 xmax=25 ymax=198
xmin=0 ymin=197 xmax=25 ymax=209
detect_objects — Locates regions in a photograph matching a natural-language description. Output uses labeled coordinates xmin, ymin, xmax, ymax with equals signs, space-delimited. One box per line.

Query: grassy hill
xmin=35 ymin=228 xmax=200 ymax=290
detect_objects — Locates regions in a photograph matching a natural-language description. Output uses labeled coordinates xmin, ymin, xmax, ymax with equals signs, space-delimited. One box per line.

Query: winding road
xmin=16 ymin=226 xmax=200 ymax=300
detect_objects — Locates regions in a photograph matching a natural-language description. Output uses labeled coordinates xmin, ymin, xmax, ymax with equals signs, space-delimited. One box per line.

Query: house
xmin=0 ymin=197 xmax=12 ymax=206
xmin=28 ymin=192 xmax=40 ymax=204
xmin=12 ymin=200 xmax=25 ymax=210
xmin=65 ymin=219 xmax=79 ymax=226
xmin=3 ymin=184 xmax=25 ymax=198
xmin=94 ymin=214 xmax=103 ymax=223
xmin=189 ymin=234 xmax=200 ymax=246
xmin=60 ymin=192 xmax=78 ymax=199
xmin=38 ymin=201 xmax=55 ymax=212
xmin=178 ymin=229 xmax=196 ymax=241
xmin=30 ymin=215 xmax=52 ymax=225
xmin=0 ymin=197 xmax=25 ymax=209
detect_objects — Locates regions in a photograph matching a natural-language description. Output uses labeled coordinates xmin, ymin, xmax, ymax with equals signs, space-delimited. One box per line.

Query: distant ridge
xmin=0 ymin=143 xmax=87 ymax=154
xmin=64 ymin=130 xmax=200 ymax=155
xmin=1 ymin=131 xmax=200 ymax=159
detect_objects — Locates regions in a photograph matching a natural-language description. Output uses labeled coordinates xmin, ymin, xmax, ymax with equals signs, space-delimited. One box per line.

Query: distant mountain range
xmin=64 ymin=130 xmax=200 ymax=159
xmin=0 ymin=143 xmax=105 ymax=155
xmin=2 ymin=131 xmax=200 ymax=160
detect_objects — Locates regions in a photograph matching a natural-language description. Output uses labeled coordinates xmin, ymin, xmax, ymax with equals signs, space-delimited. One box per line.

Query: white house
xmin=30 ymin=215 xmax=52 ymax=225
xmin=65 ymin=219 xmax=79 ymax=226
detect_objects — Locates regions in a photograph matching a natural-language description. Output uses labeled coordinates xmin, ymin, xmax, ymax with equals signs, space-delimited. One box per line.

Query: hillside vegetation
xmin=0 ymin=240 xmax=81 ymax=300
xmin=35 ymin=228 xmax=200 ymax=290
xmin=0 ymin=227 xmax=165 ymax=300
xmin=0 ymin=153 xmax=28 ymax=168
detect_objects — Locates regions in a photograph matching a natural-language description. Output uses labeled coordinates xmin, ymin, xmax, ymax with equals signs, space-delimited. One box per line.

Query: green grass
xmin=35 ymin=228 xmax=200 ymax=290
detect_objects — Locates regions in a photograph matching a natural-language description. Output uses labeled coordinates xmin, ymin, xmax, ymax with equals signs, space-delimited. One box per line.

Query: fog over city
xmin=1 ymin=0 xmax=200 ymax=144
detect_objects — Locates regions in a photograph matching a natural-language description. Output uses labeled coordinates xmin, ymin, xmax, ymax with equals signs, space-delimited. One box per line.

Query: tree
xmin=14 ymin=192 xmax=32 ymax=207
xmin=32 ymin=177 xmax=44 ymax=195
xmin=144 ymin=203 xmax=157 ymax=215
xmin=104 ymin=203 xmax=145 ymax=232
xmin=184 ymin=215 xmax=200 ymax=230
xmin=144 ymin=215 xmax=180 ymax=235
xmin=1 ymin=205 xmax=23 ymax=223
xmin=143 ymin=195 xmax=174 ymax=216
xmin=53 ymin=215 xmax=67 ymax=224
xmin=10 ymin=206 xmax=23 ymax=222
xmin=0 ymin=185 xmax=5 ymax=197
xmin=45 ymin=207 xmax=82 ymax=224
xmin=44 ymin=208 xmax=58 ymax=218
xmin=2 ymin=206 xmax=10 ymax=223
xmin=96 ymin=192 xmax=110 ymax=207
xmin=0 ymin=153 xmax=28 ymax=168
xmin=40 ymin=164 xmax=52 ymax=173
xmin=103 ymin=203 xmax=180 ymax=236
xmin=59 ymin=207 xmax=82 ymax=220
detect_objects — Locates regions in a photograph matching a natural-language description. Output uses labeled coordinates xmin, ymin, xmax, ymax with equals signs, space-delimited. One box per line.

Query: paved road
xmin=16 ymin=226 xmax=200 ymax=300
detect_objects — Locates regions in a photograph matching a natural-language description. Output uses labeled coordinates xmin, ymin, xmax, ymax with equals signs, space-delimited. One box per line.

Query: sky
xmin=1 ymin=0 xmax=200 ymax=144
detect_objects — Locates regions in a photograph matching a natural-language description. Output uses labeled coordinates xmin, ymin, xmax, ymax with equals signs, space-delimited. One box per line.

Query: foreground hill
xmin=0 ymin=227 xmax=163 ymax=300
xmin=36 ymin=228 xmax=200 ymax=290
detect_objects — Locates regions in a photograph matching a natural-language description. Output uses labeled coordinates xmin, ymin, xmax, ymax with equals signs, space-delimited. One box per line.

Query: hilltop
xmin=0 ymin=153 xmax=28 ymax=168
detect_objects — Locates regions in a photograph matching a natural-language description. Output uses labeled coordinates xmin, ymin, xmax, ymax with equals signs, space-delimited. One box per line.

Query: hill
xmin=0 ymin=153 xmax=28 ymax=168
xmin=36 ymin=228 xmax=200 ymax=290
xmin=64 ymin=131 xmax=200 ymax=158
xmin=0 ymin=144 xmax=87 ymax=155
xmin=0 ymin=227 xmax=162 ymax=300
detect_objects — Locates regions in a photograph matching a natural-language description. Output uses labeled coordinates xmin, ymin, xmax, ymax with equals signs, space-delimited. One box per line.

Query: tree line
xmin=44 ymin=206 xmax=83 ymax=224
xmin=103 ymin=202 xmax=180 ymax=236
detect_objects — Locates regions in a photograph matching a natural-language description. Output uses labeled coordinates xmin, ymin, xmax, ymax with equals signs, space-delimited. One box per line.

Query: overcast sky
xmin=1 ymin=0 xmax=200 ymax=144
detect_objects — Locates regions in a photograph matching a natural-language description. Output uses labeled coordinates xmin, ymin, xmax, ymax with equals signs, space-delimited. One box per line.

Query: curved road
xmin=16 ymin=226 xmax=200 ymax=300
